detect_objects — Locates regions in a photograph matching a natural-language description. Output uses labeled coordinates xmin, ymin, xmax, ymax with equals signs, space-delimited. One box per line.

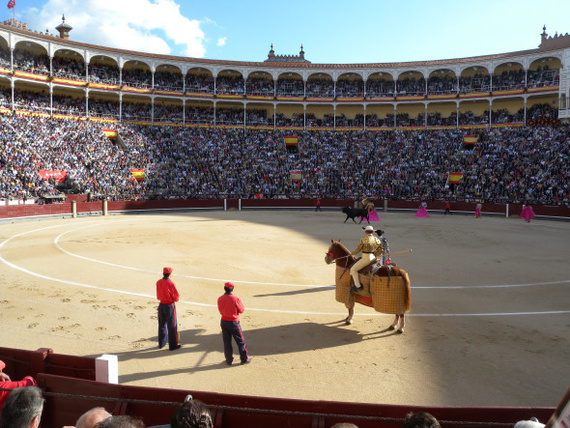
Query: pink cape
xmin=415 ymin=207 xmax=429 ymax=218
xmin=521 ymin=206 xmax=535 ymax=222
xmin=360 ymin=210 xmax=379 ymax=222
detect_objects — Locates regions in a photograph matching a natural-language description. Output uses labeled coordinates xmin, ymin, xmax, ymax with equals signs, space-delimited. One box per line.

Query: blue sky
xmin=5 ymin=0 xmax=570 ymax=64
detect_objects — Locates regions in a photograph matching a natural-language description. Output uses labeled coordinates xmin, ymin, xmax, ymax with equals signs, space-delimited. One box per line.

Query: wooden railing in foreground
xmin=37 ymin=372 xmax=555 ymax=428
xmin=0 ymin=347 xmax=556 ymax=428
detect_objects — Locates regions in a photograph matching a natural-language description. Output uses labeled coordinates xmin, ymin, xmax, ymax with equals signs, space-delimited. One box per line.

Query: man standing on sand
xmin=156 ymin=267 xmax=181 ymax=351
xmin=217 ymin=282 xmax=251 ymax=366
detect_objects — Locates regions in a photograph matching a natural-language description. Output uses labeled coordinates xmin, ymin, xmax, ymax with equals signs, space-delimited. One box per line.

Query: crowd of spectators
xmin=336 ymin=78 xmax=364 ymax=98
xmin=13 ymin=48 xmax=50 ymax=75
xmin=88 ymin=97 xmax=120 ymax=119
xmin=427 ymin=73 xmax=458 ymax=95
xmin=154 ymin=68 xmax=184 ymax=92
xmin=306 ymin=77 xmax=335 ymax=98
xmin=245 ymin=76 xmax=274 ymax=96
xmin=0 ymin=44 xmax=10 ymax=69
xmin=0 ymin=48 xmax=562 ymax=100
xmin=88 ymin=62 xmax=121 ymax=85
xmin=492 ymin=68 xmax=525 ymax=91
xmin=52 ymin=55 xmax=86 ymax=81
xmin=154 ymin=102 xmax=184 ymax=123
xmin=0 ymin=111 xmax=567 ymax=206
xmin=185 ymin=73 xmax=214 ymax=93
xmin=366 ymin=78 xmax=396 ymax=97
xmin=0 ymin=87 xmax=560 ymax=129
xmin=122 ymin=67 xmax=152 ymax=89
xmin=215 ymin=75 xmax=245 ymax=96
xmin=276 ymin=78 xmax=304 ymax=97
xmin=122 ymin=101 xmax=153 ymax=121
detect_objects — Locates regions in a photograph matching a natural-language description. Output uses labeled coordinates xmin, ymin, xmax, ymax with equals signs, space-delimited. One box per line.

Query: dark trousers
xmin=158 ymin=303 xmax=178 ymax=350
xmin=221 ymin=319 xmax=248 ymax=363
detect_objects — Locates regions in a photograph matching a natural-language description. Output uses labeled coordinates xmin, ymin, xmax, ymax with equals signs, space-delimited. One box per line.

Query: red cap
xmin=0 ymin=360 xmax=5 ymax=371
xmin=163 ymin=267 xmax=173 ymax=275
xmin=224 ymin=282 xmax=235 ymax=289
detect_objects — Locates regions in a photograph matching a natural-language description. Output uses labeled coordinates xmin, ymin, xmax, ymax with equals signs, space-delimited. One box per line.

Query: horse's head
xmin=325 ymin=239 xmax=351 ymax=266
xmin=325 ymin=239 xmax=336 ymax=265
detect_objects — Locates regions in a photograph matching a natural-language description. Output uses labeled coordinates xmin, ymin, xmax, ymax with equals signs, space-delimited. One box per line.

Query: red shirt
xmin=156 ymin=277 xmax=179 ymax=304
xmin=0 ymin=376 xmax=36 ymax=410
xmin=217 ymin=293 xmax=244 ymax=321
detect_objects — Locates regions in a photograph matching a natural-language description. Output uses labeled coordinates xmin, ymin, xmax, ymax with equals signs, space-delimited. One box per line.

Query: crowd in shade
xmin=154 ymin=68 xmax=184 ymax=92
xmin=0 ymin=112 xmax=567 ymax=206
xmin=0 ymin=86 xmax=559 ymax=128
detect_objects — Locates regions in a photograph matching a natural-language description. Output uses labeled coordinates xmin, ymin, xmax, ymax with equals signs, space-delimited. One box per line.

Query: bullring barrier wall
xmin=0 ymin=197 xmax=568 ymax=220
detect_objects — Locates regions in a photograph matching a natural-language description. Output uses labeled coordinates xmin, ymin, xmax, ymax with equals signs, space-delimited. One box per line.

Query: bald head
xmin=76 ymin=407 xmax=111 ymax=428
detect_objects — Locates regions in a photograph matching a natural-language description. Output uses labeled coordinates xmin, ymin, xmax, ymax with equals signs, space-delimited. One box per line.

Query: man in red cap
xmin=0 ymin=359 xmax=37 ymax=412
xmin=156 ymin=267 xmax=181 ymax=351
xmin=217 ymin=282 xmax=251 ymax=365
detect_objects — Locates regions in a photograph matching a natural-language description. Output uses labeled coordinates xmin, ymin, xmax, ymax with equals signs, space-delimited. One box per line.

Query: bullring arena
xmin=1 ymin=208 xmax=569 ymax=409
xmin=1 ymin=14 xmax=570 ymax=424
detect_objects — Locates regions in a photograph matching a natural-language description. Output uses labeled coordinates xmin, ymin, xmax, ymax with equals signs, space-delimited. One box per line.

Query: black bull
xmin=341 ymin=206 xmax=370 ymax=224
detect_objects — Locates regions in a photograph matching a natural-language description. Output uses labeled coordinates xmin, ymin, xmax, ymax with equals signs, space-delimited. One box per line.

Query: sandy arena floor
xmin=0 ymin=209 xmax=568 ymax=408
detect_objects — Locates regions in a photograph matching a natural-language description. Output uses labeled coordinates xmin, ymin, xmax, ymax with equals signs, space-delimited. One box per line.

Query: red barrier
xmin=0 ymin=347 xmax=96 ymax=381
xmin=1 ymin=198 xmax=568 ymax=220
xmin=36 ymin=372 xmax=555 ymax=428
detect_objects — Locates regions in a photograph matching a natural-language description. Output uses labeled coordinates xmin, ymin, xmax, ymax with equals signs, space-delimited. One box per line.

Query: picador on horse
xmin=350 ymin=225 xmax=383 ymax=293
xmin=325 ymin=228 xmax=411 ymax=333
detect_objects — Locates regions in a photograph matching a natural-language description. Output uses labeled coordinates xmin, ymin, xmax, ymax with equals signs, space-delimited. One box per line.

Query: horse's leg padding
xmin=335 ymin=266 xmax=354 ymax=308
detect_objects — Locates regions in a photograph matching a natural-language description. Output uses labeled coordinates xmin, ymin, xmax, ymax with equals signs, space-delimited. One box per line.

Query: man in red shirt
xmin=217 ymin=282 xmax=251 ymax=365
xmin=0 ymin=359 xmax=37 ymax=412
xmin=156 ymin=267 xmax=181 ymax=351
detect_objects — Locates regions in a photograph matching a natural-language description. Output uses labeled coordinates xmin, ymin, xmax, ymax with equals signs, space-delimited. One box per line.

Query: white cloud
xmin=23 ymin=0 xmax=206 ymax=58
xmin=217 ymin=37 xmax=226 ymax=47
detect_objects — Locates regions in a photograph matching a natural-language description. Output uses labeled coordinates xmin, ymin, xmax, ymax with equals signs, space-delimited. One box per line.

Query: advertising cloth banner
xmin=38 ymin=170 xmax=67 ymax=183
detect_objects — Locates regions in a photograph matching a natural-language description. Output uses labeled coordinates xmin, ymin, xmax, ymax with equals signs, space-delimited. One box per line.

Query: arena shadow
xmin=108 ymin=321 xmax=396 ymax=383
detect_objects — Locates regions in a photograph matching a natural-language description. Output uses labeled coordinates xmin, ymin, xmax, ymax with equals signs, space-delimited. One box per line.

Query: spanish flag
xmin=130 ymin=169 xmax=144 ymax=182
xmin=284 ymin=136 xmax=298 ymax=146
xmin=102 ymin=129 xmax=118 ymax=139
xmin=448 ymin=172 xmax=463 ymax=184
xmin=462 ymin=135 xmax=478 ymax=150
xmin=285 ymin=136 xmax=298 ymax=153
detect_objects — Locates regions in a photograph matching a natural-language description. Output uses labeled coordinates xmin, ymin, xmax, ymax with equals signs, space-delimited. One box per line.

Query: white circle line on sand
xmin=53 ymin=222 xmax=570 ymax=290
xmin=1 ymin=221 xmax=569 ymax=317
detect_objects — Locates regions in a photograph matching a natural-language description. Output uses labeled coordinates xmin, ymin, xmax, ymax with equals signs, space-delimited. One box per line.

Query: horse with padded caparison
xmin=324 ymin=239 xmax=411 ymax=333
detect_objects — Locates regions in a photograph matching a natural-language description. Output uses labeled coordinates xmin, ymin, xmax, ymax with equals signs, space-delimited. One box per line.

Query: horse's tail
xmin=399 ymin=268 xmax=412 ymax=312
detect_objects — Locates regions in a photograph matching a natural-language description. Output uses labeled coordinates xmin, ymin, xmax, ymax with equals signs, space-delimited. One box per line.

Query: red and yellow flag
xmin=102 ymin=129 xmax=118 ymax=139
xmin=284 ymin=136 xmax=298 ymax=146
xmin=130 ymin=169 xmax=144 ymax=181
xmin=463 ymin=135 xmax=478 ymax=145
xmin=448 ymin=173 xmax=463 ymax=184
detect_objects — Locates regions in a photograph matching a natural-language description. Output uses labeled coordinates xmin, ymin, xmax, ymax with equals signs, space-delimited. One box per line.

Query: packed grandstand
xmin=0 ymin=19 xmax=568 ymax=206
